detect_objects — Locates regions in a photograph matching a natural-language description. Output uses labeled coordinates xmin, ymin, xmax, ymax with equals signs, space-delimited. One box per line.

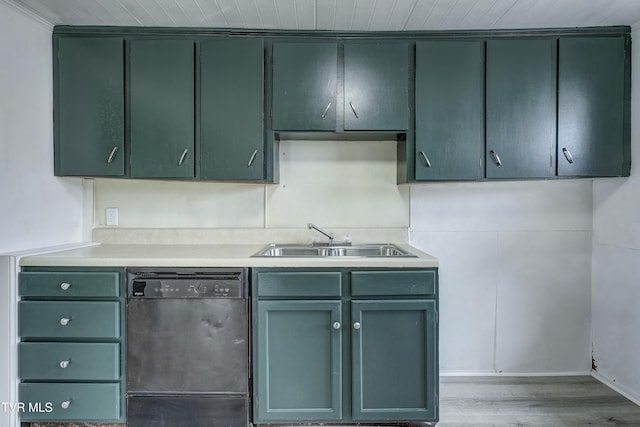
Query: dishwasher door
xmin=126 ymin=297 xmax=248 ymax=394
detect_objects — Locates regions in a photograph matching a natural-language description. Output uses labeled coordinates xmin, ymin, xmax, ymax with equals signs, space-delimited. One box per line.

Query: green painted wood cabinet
xmin=129 ymin=39 xmax=195 ymax=178
xmin=486 ymin=38 xmax=557 ymax=179
xmin=343 ymin=42 xmax=410 ymax=131
xmin=200 ymin=38 xmax=265 ymax=181
xmin=271 ymin=41 xmax=409 ymax=132
xmin=252 ymin=268 xmax=438 ymax=425
xmin=271 ymin=42 xmax=338 ymax=131
xmin=54 ymin=36 xmax=124 ymax=177
xmin=415 ymin=40 xmax=484 ymax=181
xmin=18 ymin=267 xmax=125 ymax=423
xmin=558 ymin=36 xmax=631 ymax=177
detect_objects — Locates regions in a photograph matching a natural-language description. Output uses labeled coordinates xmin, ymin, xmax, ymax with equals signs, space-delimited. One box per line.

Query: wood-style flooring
xmin=439 ymin=376 xmax=640 ymax=426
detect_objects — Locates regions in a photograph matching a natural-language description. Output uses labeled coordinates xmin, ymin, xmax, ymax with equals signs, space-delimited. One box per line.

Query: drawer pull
xmin=353 ymin=322 xmax=361 ymax=330
xmin=61 ymin=400 xmax=71 ymax=409
xmin=60 ymin=282 xmax=71 ymax=291
xmin=59 ymin=360 xmax=70 ymax=369
xmin=332 ymin=321 xmax=341 ymax=330
xmin=59 ymin=317 xmax=71 ymax=326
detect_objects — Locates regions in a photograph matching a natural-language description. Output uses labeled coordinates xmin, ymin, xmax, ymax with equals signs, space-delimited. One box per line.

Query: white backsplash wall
xmin=94 ymin=139 xmax=410 ymax=229
xmin=590 ymin=23 xmax=640 ymax=404
xmin=410 ymin=180 xmax=593 ymax=374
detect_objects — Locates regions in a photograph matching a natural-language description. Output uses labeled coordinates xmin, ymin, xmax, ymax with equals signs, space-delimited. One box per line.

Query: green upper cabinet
xmin=255 ymin=300 xmax=342 ymax=422
xmin=486 ymin=38 xmax=557 ymax=179
xmin=200 ymin=38 xmax=265 ymax=181
xmin=558 ymin=36 xmax=630 ymax=177
xmin=54 ymin=37 xmax=124 ymax=177
xmin=129 ymin=39 xmax=195 ymax=178
xmin=351 ymin=300 xmax=437 ymax=421
xmin=272 ymin=42 xmax=338 ymax=131
xmin=415 ymin=40 xmax=484 ymax=181
xmin=343 ymin=42 xmax=410 ymax=131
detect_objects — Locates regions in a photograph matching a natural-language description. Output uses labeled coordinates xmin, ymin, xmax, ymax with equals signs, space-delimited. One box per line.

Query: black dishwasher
xmin=126 ymin=267 xmax=249 ymax=427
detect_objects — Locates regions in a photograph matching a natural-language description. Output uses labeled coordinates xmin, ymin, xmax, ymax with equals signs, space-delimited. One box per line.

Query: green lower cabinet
xmin=351 ymin=300 xmax=437 ymax=421
xmin=255 ymin=300 xmax=343 ymax=421
xmin=19 ymin=383 xmax=121 ymax=421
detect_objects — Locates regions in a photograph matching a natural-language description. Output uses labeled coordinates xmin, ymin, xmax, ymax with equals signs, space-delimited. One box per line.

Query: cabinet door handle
xmin=61 ymin=400 xmax=71 ymax=409
xmin=107 ymin=146 xmax=118 ymax=164
xmin=178 ymin=149 xmax=189 ymax=166
xmin=332 ymin=321 xmax=341 ymax=330
xmin=562 ymin=147 xmax=574 ymax=164
xmin=349 ymin=101 xmax=359 ymax=119
xmin=59 ymin=317 xmax=71 ymax=326
xmin=419 ymin=151 xmax=432 ymax=168
xmin=353 ymin=322 xmax=361 ymax=330
xmin=59 ymin=360 xmax=70 ymax=369
xmin=247 ymin=149 xmax=259 ymax=167
xmin=321 ymin=102 xmax=332 ymax=119
xmin=60 ymin=282 xmax=71 ymax=291
xmin=490 ymin=150 xmax=502 ymax=166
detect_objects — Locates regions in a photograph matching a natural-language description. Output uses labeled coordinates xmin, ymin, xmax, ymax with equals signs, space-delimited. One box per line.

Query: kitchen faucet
xmin=308 ymin=223 xmax=335 ymax=245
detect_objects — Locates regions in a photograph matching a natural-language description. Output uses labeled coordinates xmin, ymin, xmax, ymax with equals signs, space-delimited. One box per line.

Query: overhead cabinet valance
xmin=52 ymin=26 xmax=630 ymax=183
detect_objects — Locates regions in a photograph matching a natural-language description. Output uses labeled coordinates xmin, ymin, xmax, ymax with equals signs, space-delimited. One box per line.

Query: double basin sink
xmin=253 ymin=243 xmax=417 ymax=258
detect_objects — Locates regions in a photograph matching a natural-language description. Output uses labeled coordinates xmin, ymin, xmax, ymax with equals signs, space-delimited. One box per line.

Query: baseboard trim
xmin=440 ymin=371 xmax=590 ymax=377
xmin=592 ymin=371 xmax=640 ymax=406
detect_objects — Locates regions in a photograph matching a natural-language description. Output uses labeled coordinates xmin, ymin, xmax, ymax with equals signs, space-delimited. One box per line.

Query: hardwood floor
xmin=439 ymin=376 xmax=640 ymax=426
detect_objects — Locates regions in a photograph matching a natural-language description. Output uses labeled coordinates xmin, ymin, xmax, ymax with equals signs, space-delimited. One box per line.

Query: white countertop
xmin=18 ymin=243 xmax=438 ymax=268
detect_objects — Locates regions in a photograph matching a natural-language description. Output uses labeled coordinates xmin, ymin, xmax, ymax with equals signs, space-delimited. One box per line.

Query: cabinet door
xmin=255 ymin=300 xmax=342 ymax=422
xmin=129 ymin=39 xmax=194 ymax=178
xmin=201 ymin=38 xmax=264 ymax=180
xmin=486 ymin=39 xmax=556 ymax=178
xmin=55 ymin=37 xmax=124 ymax=176
xmin=558 ymin=36 xmax=629 ymax=177
xmin=351 ymin=300 xmax=437 ymax=422
xmin=415 ymin=40 xmax=484 ymax=180
xmin=272 ymin=42 xmax=337 ymax=131
xmin=344 ymin=42 xmax=409 ymax=131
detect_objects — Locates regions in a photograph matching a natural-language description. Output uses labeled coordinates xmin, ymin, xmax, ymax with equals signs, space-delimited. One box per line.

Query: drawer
xmin=257 ymin=271 xmax=342 ymax=297
xmin=19 ymin=342 xmax=119 ymax=381
xmin=19 ymin=301 xmax=120 ymax=339
xmin=19 ymin=382 xmax=121 ymax=421
xmin=19 ymin=271 xmax=120 ymax=298
xmin=351 ymin=270 xmax=436 ymax=297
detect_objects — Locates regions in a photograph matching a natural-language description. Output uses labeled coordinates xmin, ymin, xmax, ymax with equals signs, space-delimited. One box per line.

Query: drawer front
xmin=19 ymin=301 xmax=120 ymax=339
xmin=351 ymin=270 xmax=436 ymax=296
xmin=19 ymin=382 xmax=121 ymax=421
xmin=257 ymin=271 xmax=342 ymax=298
xmin=19 ymin=342 xmax=119 ymax=381
xmin=19 ymin=271 xmax=120 ymax=298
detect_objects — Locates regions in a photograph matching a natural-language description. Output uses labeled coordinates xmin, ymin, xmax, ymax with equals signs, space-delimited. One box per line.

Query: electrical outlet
xmin=105 ymin=207 xmax=119 ymax=226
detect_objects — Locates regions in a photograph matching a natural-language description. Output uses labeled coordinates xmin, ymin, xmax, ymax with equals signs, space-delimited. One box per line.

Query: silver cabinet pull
xmin=349 ymin=101 xmax=359 ymax=119
xmin=247 ymin=149 xmax=259 ymax=167
xmin=107 ymin=146 xmax=118 ymax=164
xmin=490 ymin=150 xmax=502 ymax=166
xmin=562 ymin=147 xmax=574 ymax=164
xmin=60 ymin=282 xmax=71 ymax=291
xmin=59 ymin=317 xmax=71 ymax=326
xmin=353 ymin=322 xmax=361 ymax=330
xmin=178 ymin=149 xmax=189 ymax=166
xmin=321 ymin=102 xmax=332 ymax=119
xmin=61 ymin=400 xmax=71 ymax=409
xmin=59 ymin=360 xmax=70 ymax=369
xmin=419 ymin=151 xmax=432 ymax=168
xmin=332 ymin=321 xmax=341 ymax=330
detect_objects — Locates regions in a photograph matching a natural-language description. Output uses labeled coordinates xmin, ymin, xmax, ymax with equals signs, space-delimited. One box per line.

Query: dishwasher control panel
xmin=127 ymin=268 xmax=247 ymax=299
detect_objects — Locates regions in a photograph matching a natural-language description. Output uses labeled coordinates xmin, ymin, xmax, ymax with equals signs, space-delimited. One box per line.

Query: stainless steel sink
xmin=252 ymin=243 xmax=417 ymax=258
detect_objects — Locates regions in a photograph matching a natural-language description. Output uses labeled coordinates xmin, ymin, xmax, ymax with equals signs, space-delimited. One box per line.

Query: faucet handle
xmin=342 ymin=235 xmax=353 ymax=245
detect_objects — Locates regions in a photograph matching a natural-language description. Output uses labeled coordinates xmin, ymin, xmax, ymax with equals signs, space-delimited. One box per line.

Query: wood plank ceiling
xmin=7 ymin=0 xmax=640 ymax=30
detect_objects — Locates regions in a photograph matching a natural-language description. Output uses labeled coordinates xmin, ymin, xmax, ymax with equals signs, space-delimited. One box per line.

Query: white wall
xmin=0 ymin=0 xmax=87 ymax=254
xmin=93 ymin=139 xmax=410 ymax=229
xmin=410 ymin=180 xmax=593 ymax=374
xmin=591 ymin=25 xmax=640 ymax=402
